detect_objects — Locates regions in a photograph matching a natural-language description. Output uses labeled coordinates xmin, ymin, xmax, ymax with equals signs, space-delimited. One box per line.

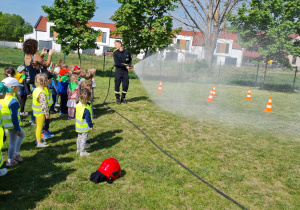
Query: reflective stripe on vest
xmin=32 ymin=88 xmax=47 ymax=116
xmin=0 ymin=95 xmax=20 ymax=129
xmin=75 ymin=102 xmax=93 ymax=133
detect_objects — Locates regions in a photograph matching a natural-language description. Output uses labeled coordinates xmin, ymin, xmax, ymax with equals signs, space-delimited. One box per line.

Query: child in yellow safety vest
xmin=0 ymin=77 xmax=26 ymax=166
xmin=0 ymin=82 xmax=13 ymax=176
xmin=41 ymin=72 xmax=55 ymax=139
xmin=32 ymin=74 xmax=50 ymax=148
xmin=75 ymin=88 xmax=93 ymax=156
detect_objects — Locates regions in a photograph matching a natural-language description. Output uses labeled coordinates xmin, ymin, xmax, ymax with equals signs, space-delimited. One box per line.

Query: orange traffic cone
xmin=157 ymin=81 xmax=163 ymax=93
xmin=207 ymin=88 xmax=214 ymax=102
xmin=264 ymin=96 xmax=273 ymax=112
xmin=212 ymin=85 xmax=216 ymax=97
xmin=245 ymin=88 xmax=252 ymax=101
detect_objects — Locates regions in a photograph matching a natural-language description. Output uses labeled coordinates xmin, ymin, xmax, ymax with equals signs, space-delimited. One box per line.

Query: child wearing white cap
xmin=0 ymin=77 xmax=26 ymax=166
xmin=0 ymin=82 xmax=13 ymax=176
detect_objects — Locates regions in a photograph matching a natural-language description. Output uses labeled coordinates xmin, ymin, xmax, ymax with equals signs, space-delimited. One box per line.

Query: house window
xmin=96 ymin=31 xmax=107 ymax=43
xmin=216 ymin=43 xmax=229 ymax=54
xmin=176 ymin=39 xmax=180 ymax=48
xmin=292 ymin=56 xmax=297 ymax=65
xmin=176 ymin=39 xmax=188 ymax=50
xmin=50 ymin=26 xmax=54 ymax=38
xmin=185 ymin=40 xmax=189 ymax=50
xmin=50 ymin=26 xmax=58 ymax=38
xmin=102 ymin=32 xmax=107 ymax=43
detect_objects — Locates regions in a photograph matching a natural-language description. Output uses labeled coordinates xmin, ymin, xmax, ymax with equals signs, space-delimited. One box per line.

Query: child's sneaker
xmin=80 ymin=151 xmax=90 ymax=156
xmin=20 ymin=112 xmax=28 ymax=116
xmin=0 ymin=168 xmax=8 ymax=176
xmin=92 ymin=107 xmax=96 ymax=110
xmin=29 ymin=119 xmax=36 ymax=125
xmin=41 ymin=132 xmax=51 ymax=139
xmin=6 ymin=159 xmax=18 ymax=166
xmin=45 ymin=130 xmax=54 ymax=137
xmin=14 ymin=154 xmax=23 ymax=162
xmin=85 ymin=143 xmax=91 ymax=148
xmin=37 ymin=143 xmax=49 ymax=147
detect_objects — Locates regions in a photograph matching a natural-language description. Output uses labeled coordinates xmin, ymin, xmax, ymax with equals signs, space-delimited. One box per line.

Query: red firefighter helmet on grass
xmin=97 ymin=158 xmax=121 ymax=183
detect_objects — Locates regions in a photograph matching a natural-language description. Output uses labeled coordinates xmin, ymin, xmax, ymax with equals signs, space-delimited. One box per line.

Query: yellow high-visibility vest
xmin=32 ymin=87 xmax=47 ymax=116
xmin=0 ymin=111 xmax=3 ymax=167
xmin=75 ymin=101 xmax=93 ymax=133
xmin=44 ymin=87 xmax=53 ymax=107
xmin=0 ymin=94 xmax=20 ymax=129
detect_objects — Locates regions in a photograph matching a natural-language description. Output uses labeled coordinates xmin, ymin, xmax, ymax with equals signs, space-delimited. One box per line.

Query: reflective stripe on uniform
xmin=2 ymin=115 xmax=12 ymax=119
xmin=33 ymin=110 xmax=44 ymax=115
xmin=75 ymin=126 xmax=90 ymax=132
xmin=4 ymin=123 xmax=14 ymax=128
xmin=76 ymin=119 xmax=87 ymax=125
xmin=122 ymin=91 xmax=127 ymax=94
xmin=32 ymin=104 xmax=42 ymax=109
xmin=115 ymin=91 xmax=120 ymax=94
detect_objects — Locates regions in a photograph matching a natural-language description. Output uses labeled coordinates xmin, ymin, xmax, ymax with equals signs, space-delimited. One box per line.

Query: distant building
xmin=24 ymin=16 xmax=299 ymax=68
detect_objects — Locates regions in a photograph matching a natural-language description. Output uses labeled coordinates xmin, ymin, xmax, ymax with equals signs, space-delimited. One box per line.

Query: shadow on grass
xmin=127 ymin=96 xmax=149 ymax=103
xmin=88 ymin=129 xmax=123 ymax=152
xmin=0 ymin=141 xmax=75 ymax=209
xmin=228 ymin=80 xmax=297 ymax=92
xmin=260 ymin=84 xmax=296 ymax=92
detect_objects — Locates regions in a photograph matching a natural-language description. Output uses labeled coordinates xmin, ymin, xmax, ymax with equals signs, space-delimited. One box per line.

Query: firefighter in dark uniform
xmin=113 ymin=40 xmax=132 ymax=104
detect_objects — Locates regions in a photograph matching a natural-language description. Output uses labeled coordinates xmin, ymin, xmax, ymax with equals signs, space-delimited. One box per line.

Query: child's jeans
xmin=8 ymin=128 xmax=25 ymax=160
xmin=50 ymin=94 xmax=57 ymax=111
xmin=77 ymin=132 xmax=88 ymax=152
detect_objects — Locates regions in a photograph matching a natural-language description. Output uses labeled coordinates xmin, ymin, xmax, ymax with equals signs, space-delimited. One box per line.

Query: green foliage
xmin=227 ymin=0 xmax=300 ymax=68
xmin=42 ymin=0 xmax=100 ymax=64
xmin=110 ymin=0 xmax=181 ymax=57
xmin=0 ymin=12 xmax=33 ymax=41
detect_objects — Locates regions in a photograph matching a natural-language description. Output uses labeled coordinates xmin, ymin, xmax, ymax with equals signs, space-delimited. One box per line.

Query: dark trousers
xmin=115 ymin=69 xmax=129 ymax=98
xmin=20 ymin=95 xmax=27 ymax=112
xmin=60 ymin=93 xmax=68 ymax=114
xmin=50 ymin=94 xmax=57 ymax=111
xmin=43 ymin=111 xmax=50 ymax=132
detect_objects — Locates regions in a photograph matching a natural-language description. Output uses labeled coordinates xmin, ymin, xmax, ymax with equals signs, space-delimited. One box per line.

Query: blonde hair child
xmin=75 ymin=88 xmax=93 ymax=156
xmin=32 ymin=73 xmax=50 ymax=147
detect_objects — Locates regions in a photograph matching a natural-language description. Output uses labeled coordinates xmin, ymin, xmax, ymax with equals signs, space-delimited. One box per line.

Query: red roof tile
xmin=243 ymin=48 xmax=260 ymax=58
xmin=35 ymin=16 xmax=48 ymax=31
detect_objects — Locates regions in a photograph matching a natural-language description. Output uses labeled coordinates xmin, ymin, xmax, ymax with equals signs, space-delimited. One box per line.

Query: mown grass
xmin=0 ymin=47 xmax=299 ymax=209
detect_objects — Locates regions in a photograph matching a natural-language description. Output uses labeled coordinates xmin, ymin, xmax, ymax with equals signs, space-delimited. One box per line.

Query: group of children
xmin=0 ymin=62 xmax=97 ymax=177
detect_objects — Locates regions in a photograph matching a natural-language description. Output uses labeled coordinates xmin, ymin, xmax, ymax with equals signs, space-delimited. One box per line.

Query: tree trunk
xmin=144 ymin=47 xmax=149 ymax=59
xmin=262 ymin=61 xmax=268 ymax=89
xmin=78 ymin=48 xmax=81 ymax=67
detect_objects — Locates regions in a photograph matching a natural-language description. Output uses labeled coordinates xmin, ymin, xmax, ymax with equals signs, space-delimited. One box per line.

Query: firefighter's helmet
xmin=97 ymin=158 xmax=121 ymax=183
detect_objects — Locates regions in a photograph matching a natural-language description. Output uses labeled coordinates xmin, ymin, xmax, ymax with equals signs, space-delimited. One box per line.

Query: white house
xmin=24 ymin=16 xmax=122 ymax=55
xmin=24 ymin=16 xmax=298 ymax=68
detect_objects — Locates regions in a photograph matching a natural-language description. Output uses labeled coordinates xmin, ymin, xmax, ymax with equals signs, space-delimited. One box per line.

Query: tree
xmin=171 ymin=0 xmax=243 ymax=68
xmin=110 ymin=0 xmax=181 ymax=58
xmin=42 ymin=0 xmax=100 ymax=66
xmin=227 ymin=0 xmax=300 ymax=89
xmin=0 ymin=12 xmax=33 ymax=41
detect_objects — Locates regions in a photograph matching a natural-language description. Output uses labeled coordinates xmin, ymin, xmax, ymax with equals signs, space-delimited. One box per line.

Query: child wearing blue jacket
xmin=57 ymin=70 xmax=70 ymax=116
xmin=48 ymin=74 xmax=57 ymax=113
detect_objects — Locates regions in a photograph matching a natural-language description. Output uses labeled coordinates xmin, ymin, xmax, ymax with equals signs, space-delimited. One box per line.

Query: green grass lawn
xmin=0 ymin=47 xmax=299 ymax=209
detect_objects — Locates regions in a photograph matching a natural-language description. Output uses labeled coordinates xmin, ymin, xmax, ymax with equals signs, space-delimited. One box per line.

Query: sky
xmin=0 ymin=0 xmax=121 ymax=26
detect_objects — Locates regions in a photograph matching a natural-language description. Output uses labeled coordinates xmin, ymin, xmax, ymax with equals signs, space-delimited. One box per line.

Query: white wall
xmin=0 ymin=41 xmax=23 ymax=49
xmin=232 ymin=49 xmax=243 ymax=67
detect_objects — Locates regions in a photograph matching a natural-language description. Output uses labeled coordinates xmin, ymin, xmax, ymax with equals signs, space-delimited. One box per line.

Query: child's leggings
xmin=8 ymin=128 xmax=25 ymax=160
xmin=68 ymin=107 xmax=75 ymax=118
xmin=36 ymin=115 xmax=45 ymax=142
